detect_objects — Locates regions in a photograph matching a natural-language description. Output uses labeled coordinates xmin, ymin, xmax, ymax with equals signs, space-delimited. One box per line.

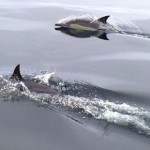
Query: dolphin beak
xmin=55 ymin=27 xmax=68 ymax=31
xmin=55 ymin=23 xmax=62 ymax=26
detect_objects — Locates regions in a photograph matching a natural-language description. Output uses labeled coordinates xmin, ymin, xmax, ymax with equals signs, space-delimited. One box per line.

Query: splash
xmin=51 ymin=95 xmax=150 ymax=136
xmin=109 ymin=16 xmax=142 ymax=34
xmin=34 ymin=72 xmax=55 ymax=85
xmin=0 ymin=75 xmax=150 ymax=137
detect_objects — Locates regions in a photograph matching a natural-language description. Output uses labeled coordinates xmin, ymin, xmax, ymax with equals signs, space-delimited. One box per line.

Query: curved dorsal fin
xmin=97 ymin=15 xmax=110 ymax=24
xmin=10 ymin=64 xmax=23 ymax=81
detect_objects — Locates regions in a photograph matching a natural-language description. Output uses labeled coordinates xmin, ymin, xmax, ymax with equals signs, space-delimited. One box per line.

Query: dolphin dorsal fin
xmin=11 ymin=64 xmax=23 ymax=81
xmin=97 ymin=15 xmax=110 ymax=24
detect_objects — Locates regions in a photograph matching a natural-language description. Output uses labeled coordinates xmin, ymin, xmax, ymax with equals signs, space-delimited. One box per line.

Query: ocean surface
xmin=0 ymin=0 xmax=150 ymax=149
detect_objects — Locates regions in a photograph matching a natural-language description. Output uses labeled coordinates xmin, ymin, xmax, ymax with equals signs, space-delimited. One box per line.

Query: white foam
xmin=34 ymin=72 xmax=55 ymax=85
xmin=109 ymin=16 xmax=142 ymax=34
xmin=51 ymin=95 xmax=150 ymax=136
xmin=0 ymin=77 xmax=150 ymax=136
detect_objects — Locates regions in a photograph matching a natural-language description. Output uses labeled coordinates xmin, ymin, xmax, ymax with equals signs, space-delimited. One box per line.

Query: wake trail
xmin=0 ymin=75 xmax=150 ymax=137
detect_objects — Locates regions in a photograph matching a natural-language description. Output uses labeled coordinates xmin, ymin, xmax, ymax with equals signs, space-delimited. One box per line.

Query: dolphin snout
xmin=55 ymin=23 xmax=62 ymax=26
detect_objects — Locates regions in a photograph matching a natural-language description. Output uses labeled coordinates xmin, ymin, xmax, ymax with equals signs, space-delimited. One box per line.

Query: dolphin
xmin=55 ymin=15 xmax=110 ymax=31
xmin=10 ymin=64 xmax=59 ymax=95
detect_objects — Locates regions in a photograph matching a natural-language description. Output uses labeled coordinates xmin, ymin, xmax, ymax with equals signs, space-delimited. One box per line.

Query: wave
xmin=0 ymin=74 xmax=150 ymax=137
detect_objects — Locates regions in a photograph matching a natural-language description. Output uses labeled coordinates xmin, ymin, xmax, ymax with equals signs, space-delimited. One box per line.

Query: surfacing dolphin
xmin=10 ymin=64 xmax=59 ymax=95
xmin=55 ymin=15 xmax=117 ymax=40
xmin=55 ymin=15 xmax=110 ymax=31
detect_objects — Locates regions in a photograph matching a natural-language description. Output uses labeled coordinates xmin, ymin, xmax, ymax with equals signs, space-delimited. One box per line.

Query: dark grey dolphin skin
xmin=55 ymin=15 xmax=110 ymax=31
xmin=10 ymin=64 xmax=59 ymax=95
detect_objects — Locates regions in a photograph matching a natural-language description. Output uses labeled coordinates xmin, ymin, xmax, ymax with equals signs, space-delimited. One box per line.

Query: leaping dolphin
xmin=55 ymin=15 xmax=116 ymax=40
xmin=10 ymin=64 xmax=59 ymax=95
xmin=55 ymin=15 xmax=110 ymax=31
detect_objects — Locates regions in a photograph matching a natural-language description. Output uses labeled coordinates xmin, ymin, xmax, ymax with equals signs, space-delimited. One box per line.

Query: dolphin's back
xmin=10 ymin=65 xmax=59 ymax=95
xmin=24 ymin=80 xmax=59 ymax=95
